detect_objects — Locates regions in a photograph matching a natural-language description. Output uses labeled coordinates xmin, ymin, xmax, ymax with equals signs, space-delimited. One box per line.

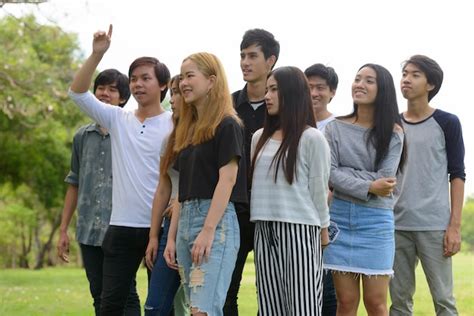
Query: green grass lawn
xmin=0 ymin=252 xmax=472 ymax=315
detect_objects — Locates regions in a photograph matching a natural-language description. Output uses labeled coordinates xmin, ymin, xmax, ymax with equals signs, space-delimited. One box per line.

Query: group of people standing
xmin=57 ymin=24 xmax=465 ymax=316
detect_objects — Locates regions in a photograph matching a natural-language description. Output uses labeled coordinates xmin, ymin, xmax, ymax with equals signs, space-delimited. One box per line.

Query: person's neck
xmin=354 ymin=104 xmax=374 ymax=128
xmin=405 ymin=97 xmax=434 ymax=121
xmin=247 ymin=80 xmax=266 ymax=102
xmin=315 ymin=109 xmax=333 ymax=122
xmin=135 ymin=102 xmax=164 ymax=123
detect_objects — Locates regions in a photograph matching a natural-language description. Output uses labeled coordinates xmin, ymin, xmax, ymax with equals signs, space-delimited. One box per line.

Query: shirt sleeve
xmin=441 ymin=114 xmax=465 ymax=181
xmin=325 ymin=122 xmax=372 ymax=201
xmin=250 ymin=128 xmax=263 ymax=165
xmin=68 ymin=90 xmax=118 ymax=131
xmin=215 ymin=117 xmax=244 ymax=169
xmin=335 ymin=132 xmax=404 ymax=181
xmin=306 ymin=130 xmax=331 ymax=228
xmin=64 ymin=128 xmax=82 ymax=186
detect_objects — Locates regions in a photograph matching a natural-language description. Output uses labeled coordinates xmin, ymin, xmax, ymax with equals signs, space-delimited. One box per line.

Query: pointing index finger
xmin=107 ymin=24 xmax=113 ymax=38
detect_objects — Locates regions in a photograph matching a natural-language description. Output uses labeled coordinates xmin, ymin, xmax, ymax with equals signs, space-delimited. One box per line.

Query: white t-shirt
xmin=69 ymin=90 xmax=173 ymax=227
xmin=317 ymin=114 xmax=335 ymax=134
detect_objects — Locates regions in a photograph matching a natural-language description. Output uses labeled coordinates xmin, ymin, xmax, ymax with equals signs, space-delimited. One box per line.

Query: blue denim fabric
xmin=144 ymin=217 xmax=182 ymax=316
xmin=323 ymin=197 xmax=395 ymax=275
xmin=176 ymin=199 xmax=240 ymax=316
xmin=65 ymin=123 xmax=113 ymax=246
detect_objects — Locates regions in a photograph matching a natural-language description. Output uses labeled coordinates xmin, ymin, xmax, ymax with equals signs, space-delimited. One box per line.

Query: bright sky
xmin=2 ymin=0 xmax=473 ymax=196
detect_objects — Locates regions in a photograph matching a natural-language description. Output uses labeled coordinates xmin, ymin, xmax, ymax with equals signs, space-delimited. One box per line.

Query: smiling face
xmin=307 ymin=76 xmax=335 ymax=114
xmin=94 ymin=83 xmax=123 ymax=106
xmin=265 ymin=75 xmax=279 ymax=116
xmin=352 ymin=66 xmax=377 ymax=106
xmin=240 ymin=44 xmax=274 ymax=84
xmin=179 ymin=59 xmax=214 ymax=108
xmin=129 ymin=65 xmax=162 ymax=106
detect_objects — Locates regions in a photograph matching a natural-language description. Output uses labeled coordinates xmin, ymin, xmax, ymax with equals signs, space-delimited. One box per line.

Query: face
xmin=179 ymin=59 xmax=213 ymax=107
xmin=169 ymin=80 xmax=182 ymax=118
xmin=265 ymin=75 xmax=279 ymax=116
xmin=129 ymin=65 xmax=163 ymax=106
xmin=400 ymin=63 xmax=434 ymax=100
xmin=240 ymin=44 xmax=274 ymax=84
xmin=307 ymin=76 xmax=335 ymax=114
xmin=94 ymin=83 xmax=123 ymax=106
xmin=352 ymin=67 xmax=377 ymax=106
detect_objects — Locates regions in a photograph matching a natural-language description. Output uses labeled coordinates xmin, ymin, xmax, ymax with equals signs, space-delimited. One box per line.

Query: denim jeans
xmin=176 ymin=199 xmax=240 ymax=316
xmin=144 ymin=217 xmax=182 ymax=316
xmin=224 ymin=207 xmax=254 ymax=316
xmin=80 ymin=244 xmax=141 ymax=316
xmin=100 ymin=225 xmax=149 ymax=315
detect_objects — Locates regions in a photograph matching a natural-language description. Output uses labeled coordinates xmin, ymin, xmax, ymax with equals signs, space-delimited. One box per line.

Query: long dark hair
xmin=251 ymin=66 xmax=315 ymax=184
xmin=345 ymin=63 xmax=405 ymax=171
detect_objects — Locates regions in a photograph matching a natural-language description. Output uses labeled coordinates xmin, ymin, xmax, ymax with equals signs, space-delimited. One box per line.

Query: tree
xmin=0 ymin=14 xmax=87 ymax=268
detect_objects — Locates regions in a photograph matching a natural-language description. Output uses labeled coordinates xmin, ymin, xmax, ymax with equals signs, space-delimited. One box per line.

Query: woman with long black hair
xmin=250 ymin=66 xmax=331 ymax=316
xmin=323 ymin=64 xmax=405 ymax=316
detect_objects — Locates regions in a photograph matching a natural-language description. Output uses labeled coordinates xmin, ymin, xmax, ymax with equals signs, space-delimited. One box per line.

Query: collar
xmin=233 ymin=84 xmax=250 ymax=109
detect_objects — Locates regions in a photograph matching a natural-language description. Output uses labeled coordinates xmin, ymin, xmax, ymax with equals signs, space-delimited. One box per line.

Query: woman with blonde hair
xmin=165 ymin=52 xmax=247 ymax=316
xmin=144 ymin=75 xmax=187 ymax=316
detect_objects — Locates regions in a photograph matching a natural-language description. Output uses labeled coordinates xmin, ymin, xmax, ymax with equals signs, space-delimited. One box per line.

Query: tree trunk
xmin=33 ymin=211 xmax=61 ymax=270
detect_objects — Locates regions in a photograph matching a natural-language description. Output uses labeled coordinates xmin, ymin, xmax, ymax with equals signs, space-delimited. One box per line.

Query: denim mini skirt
xmin=323 ymin=197 xmax=395 ymax=276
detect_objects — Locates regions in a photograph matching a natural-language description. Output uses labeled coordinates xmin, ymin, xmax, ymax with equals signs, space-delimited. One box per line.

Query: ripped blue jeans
xmin=176 ymin=199 xmax=240 ymax=316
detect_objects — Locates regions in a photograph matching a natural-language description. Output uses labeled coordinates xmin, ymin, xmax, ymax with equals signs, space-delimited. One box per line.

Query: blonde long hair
xmin=174 ymin=52 xmax=241 ymax=152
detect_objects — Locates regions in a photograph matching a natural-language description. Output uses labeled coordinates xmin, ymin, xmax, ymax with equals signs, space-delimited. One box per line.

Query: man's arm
xmin=70 ymin=25 xmax=112 ymax=94
xmin=57 ymin=185 xmax=79 ymax=263
xmin=444 ymin=178 xmax=464 ymax=257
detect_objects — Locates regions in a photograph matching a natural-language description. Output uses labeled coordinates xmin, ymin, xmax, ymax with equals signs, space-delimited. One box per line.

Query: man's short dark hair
xmin=240 ymin=29 xmax=280 ymax=64
xmin=304 ymin=63 xmax=339 ymax=92
xmin=94 ymin=69 xmax=131 ymax=107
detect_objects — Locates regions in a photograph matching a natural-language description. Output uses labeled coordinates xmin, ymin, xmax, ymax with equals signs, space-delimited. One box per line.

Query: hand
xmin=321 ymin=227 xmax=329 ymax=249
xmin=92 ymin=24 xmax=113 ymax=55
xmin=191 ymin=227 xmax=215 ymax=266
xmin=57 ymin=231 xmax=70 ymax=263
xmin=164 ymin=240 xmax=178 ymax=270
xmin=369 ymin=177 xmax=397 ymax=196
xmin=163 ymin=204 xmax=173 ymax=218
xmin=443 ymin=225 xmax=461 ymax=257
xmin=145 ymin=237 xmax=159 ymax=270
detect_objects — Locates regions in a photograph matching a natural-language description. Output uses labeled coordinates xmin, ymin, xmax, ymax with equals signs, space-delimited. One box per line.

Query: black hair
xmin=240 ymin=29 xmax=280 ymax=65
xmin=93 ymin=69 xmax=130 ymax=107
xmin=251 ymin=66 xmax=315 ymax=184
xmin=304 ymin=63 xmax=339 ymax=91
xmin=347 ymin=63 xmax=406 ymax=171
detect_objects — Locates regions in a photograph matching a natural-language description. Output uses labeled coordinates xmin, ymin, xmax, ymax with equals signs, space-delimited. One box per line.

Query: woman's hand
xmin=164 ymin=239 xmax=179 ymax=270
xmin=191 ymin=227 xmax=215 ymax=266
xmin=369 ymin=177 xmax=396 ymax=196
xmin=145 ymin=237 xmax=159 ymax=270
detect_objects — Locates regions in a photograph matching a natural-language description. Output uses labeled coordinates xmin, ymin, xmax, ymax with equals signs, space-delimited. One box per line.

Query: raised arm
xmin=71 ymin=25 xmax=113 ymax=93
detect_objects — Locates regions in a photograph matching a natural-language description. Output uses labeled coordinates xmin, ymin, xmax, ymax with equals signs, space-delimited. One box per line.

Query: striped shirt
xmin=250 ymin=127 xmax=330 ymax=227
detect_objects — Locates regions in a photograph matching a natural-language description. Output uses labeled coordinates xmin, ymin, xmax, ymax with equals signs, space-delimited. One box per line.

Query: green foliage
xmin=0 ymin=183 xmax=39 ymax=267
xmin=0 ymin=14 xmax=88 ymax=268
xmin=461 ymin=196 xmax=474 ymax=251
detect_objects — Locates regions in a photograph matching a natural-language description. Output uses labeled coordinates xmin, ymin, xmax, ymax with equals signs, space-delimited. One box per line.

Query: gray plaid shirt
xmin=65 ymin=123 xmax=112 ymax=246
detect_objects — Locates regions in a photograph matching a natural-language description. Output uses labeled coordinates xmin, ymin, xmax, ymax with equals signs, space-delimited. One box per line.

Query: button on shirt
xmin=65 ymin=123 xmax=112 ymax=246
